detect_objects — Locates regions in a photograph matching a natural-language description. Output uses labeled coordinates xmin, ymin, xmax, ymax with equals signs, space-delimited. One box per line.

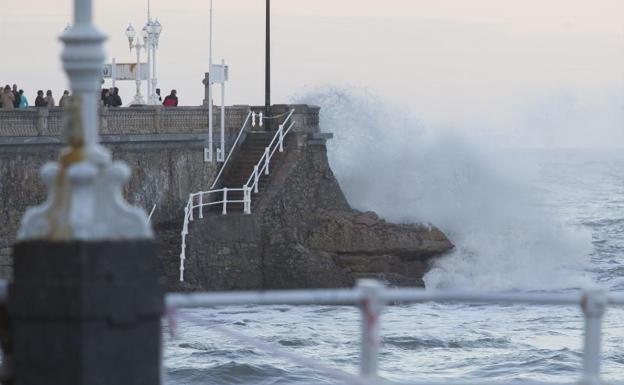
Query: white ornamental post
xmin=358 ymin=279 xmax=384 ymax=379
xmin=581 ymin=288 xmax=607 ymax=385
xmin=18 ymin=0 xmax=152 ymax=241
xmin=10 ymin=0 xmax=161 ymax=383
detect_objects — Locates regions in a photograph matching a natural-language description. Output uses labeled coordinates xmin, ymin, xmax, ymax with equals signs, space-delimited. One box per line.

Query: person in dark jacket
xmin=101 ymin=89 xmax=111 ymax=106
xmin=156 ymin=88 xmax=162 ymax=102
xmin=110 ymin=87 xmax=122 ymax=107
xmin=162 ymin=89 xmax=178 ymax=107
xmin=12 ymin=84 xmax=20 ymax=108
xmin=34 ymin=90 xmax=46 ymax=107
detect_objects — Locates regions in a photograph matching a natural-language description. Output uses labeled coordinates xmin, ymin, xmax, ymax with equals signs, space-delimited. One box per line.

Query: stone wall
xmin=0 ymin=104 xmax=321 ymax=282
xmin=0 ymin=140 xmax=218 ymax=279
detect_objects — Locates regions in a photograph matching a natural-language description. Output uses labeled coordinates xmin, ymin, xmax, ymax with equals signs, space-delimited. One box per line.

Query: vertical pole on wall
xmin=112 ymin=57 xmax=116 ymax=89
xmin=219 ymin=58 xmax=225 ymax=162
xmin=206 ymin=0 xmax=214 ymax=162
xmin=264 ymin=0 xmax=270 ymax=129
xmin=146 ymin=34 xmax=152 ymax=103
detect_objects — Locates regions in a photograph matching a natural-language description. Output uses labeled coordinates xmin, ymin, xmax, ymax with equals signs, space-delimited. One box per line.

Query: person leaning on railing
xmin=162 ymin=89 xmax=178 ymax=107
xmin=1 ymin=85 xmax=15 ymax=109
xmin=34 ymin=90 xmax=46 ymax=107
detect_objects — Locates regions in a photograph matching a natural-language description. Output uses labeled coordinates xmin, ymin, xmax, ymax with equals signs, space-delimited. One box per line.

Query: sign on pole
xmin=102 ymin=63 xmax=148 ymax=81
xmin=210 ymin=64 xmax=229 ymax=84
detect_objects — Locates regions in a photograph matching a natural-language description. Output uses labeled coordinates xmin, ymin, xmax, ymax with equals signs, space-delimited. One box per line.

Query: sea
xmin=164 ymin=90 xmax=624 ymax=384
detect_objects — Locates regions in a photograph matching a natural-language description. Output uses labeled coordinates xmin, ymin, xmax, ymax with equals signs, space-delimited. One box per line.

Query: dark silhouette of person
xmin=34 ymin=90 xmax=46 ymax=107
xmin=156 ymin=88 xmax=162 ymax=102
xmin=111 ymin=87 xmax=122 ymax=107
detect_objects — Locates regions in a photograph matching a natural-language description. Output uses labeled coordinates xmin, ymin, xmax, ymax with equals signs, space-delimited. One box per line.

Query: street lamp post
xmin=148 ymin=19 xmax=162 ymax=104
xmin=125 ymin=24 xmax=147 ymax=105
xmin=145 ymin=18 xmax=163 ymax=105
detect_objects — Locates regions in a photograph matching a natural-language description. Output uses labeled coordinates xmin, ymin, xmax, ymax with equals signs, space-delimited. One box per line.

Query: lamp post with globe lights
xmin=125 ymin=23 xmax=148 ymax=105
xmin=145 ymin=18 xmax=162 ymax=104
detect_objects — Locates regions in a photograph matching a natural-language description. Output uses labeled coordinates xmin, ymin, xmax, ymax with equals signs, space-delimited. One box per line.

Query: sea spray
xmin=293 ymin=86 xmax=592 ymax=290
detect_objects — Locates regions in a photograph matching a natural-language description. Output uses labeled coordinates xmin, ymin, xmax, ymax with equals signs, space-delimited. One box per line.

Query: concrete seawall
xmin=0 ymin=104 xmax=320 ymax=281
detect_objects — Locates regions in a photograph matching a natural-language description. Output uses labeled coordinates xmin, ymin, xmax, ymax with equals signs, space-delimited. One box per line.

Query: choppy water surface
xmin=165 ymin=148 xmax=624 ymax=385
xmin=164 ymin=90 xmax=624 ymax=384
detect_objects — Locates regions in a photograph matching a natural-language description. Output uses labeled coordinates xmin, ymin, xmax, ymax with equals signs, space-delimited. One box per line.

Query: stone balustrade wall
xmin=0 ymin=104 xmax=320 ymax=139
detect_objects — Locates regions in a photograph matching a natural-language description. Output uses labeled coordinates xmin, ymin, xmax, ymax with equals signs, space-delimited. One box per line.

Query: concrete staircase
xmin=211 ymin=130 xmax=285 ymax=213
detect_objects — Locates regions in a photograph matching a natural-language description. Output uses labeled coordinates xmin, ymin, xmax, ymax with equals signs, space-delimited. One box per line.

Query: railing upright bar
xmin=358 ymin=279 xmax=383 ymax=379
xmin=189 ymin=194 xmax=194 ymax=221
xmin=198 ymin=193 xmax=203 ymax=219
xmin=253 ymin=166 xmax=259 ymax=193
xmin=581 ymin=288 xmax=607 ymax=385
xmin=243 ymin=186 xmax=251 ymax=214
xmin=222 ymin=188 xmax=228 ymax=215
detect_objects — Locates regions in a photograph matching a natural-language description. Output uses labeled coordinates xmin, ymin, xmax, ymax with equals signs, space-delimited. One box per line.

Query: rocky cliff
xmin=179 ymin=133 xmax=453 ymax=290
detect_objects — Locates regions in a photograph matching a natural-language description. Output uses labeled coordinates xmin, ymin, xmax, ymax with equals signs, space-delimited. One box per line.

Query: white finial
xmin=18 ymin=0 xmax=152 ymax=241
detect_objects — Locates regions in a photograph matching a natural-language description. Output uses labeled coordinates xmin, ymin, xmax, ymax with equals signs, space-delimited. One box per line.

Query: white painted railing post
xmin=581 ymin=288 xmax=607 ymax=385
xmin=253 ymin=166 xmax=259 ymax=193
xmin=198 ymin=193 xmax=203 ymax=219
xmin=243 ymin=186 xmax=251 ymax=214
xmin=264 ymin=147 xmax=270 ymax=175
xmin=222 ymin=188 xmax=228 ymax=215
xmin=189 ymin=194 xmax=194 ymax=221
xmin=278 ymin=124 xmax=284 ymax=152
xmin=357 ymin=279 xmax=384 ymax=379
xmin=179 ymin=246 xmax=185 ymax=282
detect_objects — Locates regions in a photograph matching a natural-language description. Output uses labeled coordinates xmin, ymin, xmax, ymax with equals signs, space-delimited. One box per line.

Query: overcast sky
xmin=1 ymin=0 xmax=623 ymax=147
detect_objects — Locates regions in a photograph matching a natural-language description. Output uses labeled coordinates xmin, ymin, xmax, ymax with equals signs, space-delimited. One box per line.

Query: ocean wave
xmin=383 ymin=336 xmax=511 ymax=350
xmin=294 ymin=86 xmax=593 ymax=291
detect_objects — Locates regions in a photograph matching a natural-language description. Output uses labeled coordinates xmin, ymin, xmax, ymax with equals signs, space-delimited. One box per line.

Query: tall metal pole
xmin=208 ymin=0 xmax=214 ymax=160
xmin=265 ymin=0 xmax=270 ymax=127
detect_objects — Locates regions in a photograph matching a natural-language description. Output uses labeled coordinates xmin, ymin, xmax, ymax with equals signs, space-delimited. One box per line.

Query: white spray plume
xmin=293 ymin=86 xmax=592 ymax=291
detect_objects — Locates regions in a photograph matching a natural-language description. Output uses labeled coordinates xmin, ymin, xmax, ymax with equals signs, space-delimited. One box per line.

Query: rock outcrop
xmin=179 ymin=133 xmax=453 ymax=291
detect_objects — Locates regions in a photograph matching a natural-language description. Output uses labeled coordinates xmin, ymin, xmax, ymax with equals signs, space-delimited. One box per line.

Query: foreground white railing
xmin=167 ymin=280 xmax=624 ymax=385
xmin=178 ymin=109 xmax=296 ymax=282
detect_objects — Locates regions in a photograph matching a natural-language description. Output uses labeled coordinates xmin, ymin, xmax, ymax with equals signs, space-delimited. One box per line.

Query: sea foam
xmin=294 ymin=86 xmax=592 ymax=291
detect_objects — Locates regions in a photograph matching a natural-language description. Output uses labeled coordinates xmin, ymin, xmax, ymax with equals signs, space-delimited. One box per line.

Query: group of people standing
xmin=100 ymin=87 xmax=178 ymax=107
xmin=101 ymin=87 xmax=123 ymax=107
xmin=2 ymin=83 xmax=180 ymax=109
xmin=1 ymin=84 xmax=71 ymax=109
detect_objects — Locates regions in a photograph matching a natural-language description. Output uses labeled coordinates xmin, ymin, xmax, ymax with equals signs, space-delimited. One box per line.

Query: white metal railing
xmin=245 ymin=109 xmax=296 ymax=194
xmin=166 ymin=279 xmax=624 ymax=385
xmin=210 ymin=110 xmax=253 ymax=190
xmin=178 ymin=109 xmax=296 ymax=282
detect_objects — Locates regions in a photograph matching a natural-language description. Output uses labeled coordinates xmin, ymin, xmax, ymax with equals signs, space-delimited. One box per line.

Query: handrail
xmin=244 ymin=109 xmax=295 ymax=193
xmin=211 ymin=110 xmax=252 ymax=189
xmin=179 ymin=109 xmax=296 ymax=282
xmin=167 ymin=280 xmax=618 ymax=384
